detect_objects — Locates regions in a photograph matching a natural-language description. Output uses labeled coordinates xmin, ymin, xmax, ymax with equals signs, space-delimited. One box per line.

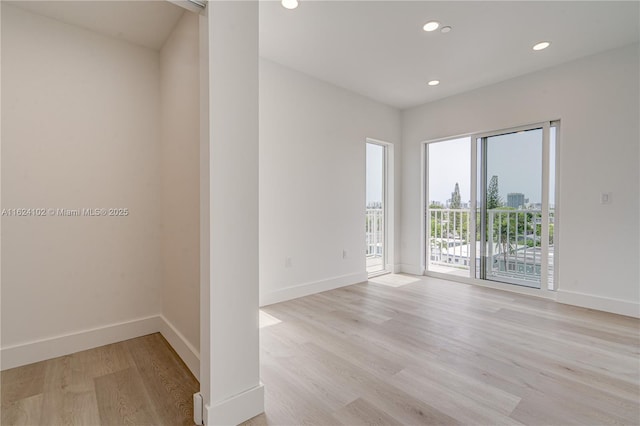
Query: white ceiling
xmin=259 ymin=1 xmax=640 ymax=109
xmin=8 ymin=0 xmax=185 ymax=50
xmin=9 ymin=1 xmax=639 ymax=107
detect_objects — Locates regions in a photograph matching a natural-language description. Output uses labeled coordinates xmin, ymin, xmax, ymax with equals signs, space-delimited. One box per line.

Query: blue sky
xmin=366 ymin=143 xmax=384 ymax=204
xmin=366 ymin=127 xmax=556 ymax=207
xmin=427 ymin=129 xmax=556 ymax=206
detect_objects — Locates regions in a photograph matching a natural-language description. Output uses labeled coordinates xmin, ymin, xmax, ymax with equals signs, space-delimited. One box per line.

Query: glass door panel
xmin=480 ymin=128 xmax=543 ymax=288
xmin=426 ymin=137 xmax=471 ymax=278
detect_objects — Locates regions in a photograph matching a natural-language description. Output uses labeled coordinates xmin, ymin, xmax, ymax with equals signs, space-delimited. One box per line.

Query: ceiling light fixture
xmin=440 ymin=26 xmax=452 ymax=33
xmin=533 ymin=41 xmax=551 ymax=51
xmin=423 ymin=21 xmax=440 ymax=32
xmin=281 ymin=0 xmax=299 ymax=10
xmin=428 ymin=80 xmax=440 ymax=86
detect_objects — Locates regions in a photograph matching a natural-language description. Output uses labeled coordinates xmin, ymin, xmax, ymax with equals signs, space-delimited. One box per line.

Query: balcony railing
xmin=429 ymin=208 xmax=554 ymax=286
xmin=365 ymin=208 xmax=384 ymax=257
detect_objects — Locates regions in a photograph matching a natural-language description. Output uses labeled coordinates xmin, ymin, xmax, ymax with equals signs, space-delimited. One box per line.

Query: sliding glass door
xmin=426 ymin=122 xmax=558 ymax=290
xmin=478 ymin=127 xmax=543 ymax=288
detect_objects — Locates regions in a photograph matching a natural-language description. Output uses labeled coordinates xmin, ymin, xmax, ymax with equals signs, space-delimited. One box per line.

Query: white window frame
xmin=366 ymin=138 xmax=394 ymax=277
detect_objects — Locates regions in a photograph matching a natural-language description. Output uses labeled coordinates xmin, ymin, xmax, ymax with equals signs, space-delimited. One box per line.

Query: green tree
xmin=450 ymin=182 xmax=461 ymax=209
xmin=487 ymin=175 xmax=502 ymax=209
xmin=490 ymin=208 xmax=541 ymax=272
xmin=429 ymin=204 xmax=442 ymax=239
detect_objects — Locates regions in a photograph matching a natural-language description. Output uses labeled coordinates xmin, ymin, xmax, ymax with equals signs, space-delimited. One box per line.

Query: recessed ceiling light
xmin=440 ymin=26 xmax=452 ymax=33
xmin=428 ymin=80 xmax=440 ymax=86
xmin=423 ymin=21 xmax=440 ymax=32
xmin=281 ymin=0 xmax=298 ymax=10
xmin=533 ymin=41 xmax=551 ymax=51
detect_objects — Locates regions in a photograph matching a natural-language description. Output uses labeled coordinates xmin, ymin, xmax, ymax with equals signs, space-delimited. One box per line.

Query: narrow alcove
xmin=1 ymin=0 xmax=201 ymax=400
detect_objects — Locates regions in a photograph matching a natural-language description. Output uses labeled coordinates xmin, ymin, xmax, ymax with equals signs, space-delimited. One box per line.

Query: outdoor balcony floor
xmin=366 ymin=256 xmax=384 ymax=275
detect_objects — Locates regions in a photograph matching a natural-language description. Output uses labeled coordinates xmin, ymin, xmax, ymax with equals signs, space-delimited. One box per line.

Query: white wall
xmin=159 ymin=11 xmax=200 ymax=374
xmin=1 ymin=3 xmax=163 ymax=365
xmin=259 ymin=58 xmax=402 ymax=306
xmin=401 ymin=44 xmax=640 ymax=317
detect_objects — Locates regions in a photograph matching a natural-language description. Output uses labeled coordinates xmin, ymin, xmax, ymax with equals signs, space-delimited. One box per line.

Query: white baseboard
xmin=556 ymin=290 xmax=640 ymax=318
xmin=158 ymin=315 xmax=200 ymax=379
xmin=387 ymin=264 xmax=402 ymax=274
xmin=1 ymin=315 xmax=202 ymax=375
xmin=397 ymin=264 xmax=424 ymax=276
xmin=260 ymin=272 xmax=368 ymax=307
xmin=0 ymin=315 xmax=160 ymax=371
xmin=205 ymin=383 xmax=264 ymax=426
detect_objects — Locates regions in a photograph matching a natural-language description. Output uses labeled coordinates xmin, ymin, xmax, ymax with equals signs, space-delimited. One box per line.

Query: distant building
xmin=507 ymin=193 xmax=525 ymax=209
xmin=527 ymin=202 xmax=543 ymax=210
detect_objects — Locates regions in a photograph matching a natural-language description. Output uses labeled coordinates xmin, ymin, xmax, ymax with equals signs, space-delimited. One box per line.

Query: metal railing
xmin=487 ymin=209 xmax=543 ymax=284
xmin=365 ymin=208 xmax=384 ymax=258
xmin=429 ymin=208 xmax=471 ymax=267
xmin=429 ymin=208 xmax=554 ymax=285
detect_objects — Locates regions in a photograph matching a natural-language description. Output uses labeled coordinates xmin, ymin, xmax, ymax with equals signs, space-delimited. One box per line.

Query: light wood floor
xmin=247 ymin=274 xmax=640 ymax=425
xmin=1 ymin=333 xmax=198 ymax=426
xmin=3 ymin=276 xmax=639 ymax=425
